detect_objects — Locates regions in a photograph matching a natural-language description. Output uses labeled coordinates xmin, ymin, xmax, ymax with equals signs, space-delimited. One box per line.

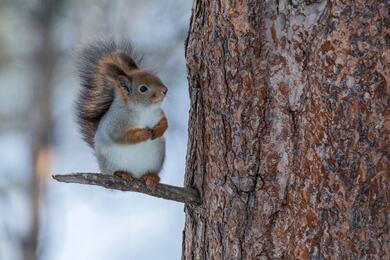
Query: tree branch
xmin=52 ymin=173 xmax=201 ymax=205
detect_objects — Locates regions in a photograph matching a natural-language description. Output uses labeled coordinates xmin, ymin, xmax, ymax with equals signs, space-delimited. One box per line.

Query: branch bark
xmin=52 ymin=173 xmax=201 ymax=205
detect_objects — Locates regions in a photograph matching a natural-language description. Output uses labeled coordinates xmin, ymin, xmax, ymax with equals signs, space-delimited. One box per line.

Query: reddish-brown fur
xmin=114 ymin=171 xmax=134 ymax=182
xmin=142 ymin=173 xmax=160 ymax=188
xmin=120 ymin=127 xmax=153 ymax=144
xmin=114 ymin=171 xmax=160 ymax=188
xmin=151 ymin=115 xmax=168 ymax=139
xmin=77 ymin=42 xmax=140 ymax=147
xmin=77 ymin=40 xmax=168 ymax=188
xmin=78 ymin=41 xmax=167 ymax=189
xmin=111 ymin=115 xmax=168 ymax=145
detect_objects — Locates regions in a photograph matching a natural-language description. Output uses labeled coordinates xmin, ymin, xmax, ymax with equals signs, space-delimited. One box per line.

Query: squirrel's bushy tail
xmin=76 ymin=40 xmax=140 ymax=147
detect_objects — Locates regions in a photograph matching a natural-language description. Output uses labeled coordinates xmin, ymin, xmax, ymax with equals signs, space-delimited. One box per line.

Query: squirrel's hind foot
xmin=114 ymin=171 xmax=134 ymax=182
xmin=142 ymin=173 xmax=160 ymax=188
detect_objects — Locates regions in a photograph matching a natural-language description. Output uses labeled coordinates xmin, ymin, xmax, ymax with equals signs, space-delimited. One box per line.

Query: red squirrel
xmin=76 ymin=40 xmax=168 ymax=188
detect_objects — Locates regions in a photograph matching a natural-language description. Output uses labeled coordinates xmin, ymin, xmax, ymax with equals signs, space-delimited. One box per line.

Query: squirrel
xmin=76 ymin=40 xmax=168 ymax=188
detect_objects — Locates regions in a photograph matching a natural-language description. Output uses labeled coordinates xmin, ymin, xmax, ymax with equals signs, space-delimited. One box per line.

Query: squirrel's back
xmin=76 ymin=40 xmax=141 ymax=147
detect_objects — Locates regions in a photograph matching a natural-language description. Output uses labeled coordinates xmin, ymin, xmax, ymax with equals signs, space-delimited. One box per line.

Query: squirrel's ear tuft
xmin=106 ymin=63 xmax=125 ymax=78
xmin=118 ymin=53 xmax=138 ymax=69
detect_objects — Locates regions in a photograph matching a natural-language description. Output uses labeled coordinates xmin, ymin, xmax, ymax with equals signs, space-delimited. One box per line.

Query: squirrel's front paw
xmin=151 ymin=117 xmax=168 ymax=139
xmin=123 ymin=128 xmax=153 ymax=144
xmin=142 ymin=173 xmax=160 ymax=188
xmin=134 ymin=128 xmax=153 ymax=141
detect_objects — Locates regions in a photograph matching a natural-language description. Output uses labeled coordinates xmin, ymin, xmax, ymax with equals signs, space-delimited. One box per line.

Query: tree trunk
xmin=183 ymin=0 xmax=389 ymax=259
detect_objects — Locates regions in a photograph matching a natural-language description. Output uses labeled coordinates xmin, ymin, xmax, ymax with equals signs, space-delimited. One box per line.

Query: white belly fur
xmin=96 ymin=137 xmax=165 ymax=177
xmin=94 ymin=104 xmax=165 ymax=177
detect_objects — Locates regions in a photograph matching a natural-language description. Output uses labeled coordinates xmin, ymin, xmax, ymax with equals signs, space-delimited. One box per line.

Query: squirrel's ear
xmin=105 ymin=64 xmax=131 ymax=94
xmin=118 ymin=75 xmax=131 ymax=95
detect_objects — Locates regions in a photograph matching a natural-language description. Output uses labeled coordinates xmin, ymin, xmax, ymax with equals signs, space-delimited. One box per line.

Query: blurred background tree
xmin=0 ymin=0 xmax=192 ymax=260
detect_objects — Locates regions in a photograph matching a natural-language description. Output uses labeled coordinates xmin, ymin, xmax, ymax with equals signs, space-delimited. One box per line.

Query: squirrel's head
xmin=114 ymin=69 xmax=167 ymax=107
xmin=102 ymin=55 xmax=168 ymax=107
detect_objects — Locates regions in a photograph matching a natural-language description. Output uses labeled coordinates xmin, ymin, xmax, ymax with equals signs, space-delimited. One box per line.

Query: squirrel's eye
xmin=139 ymin=85 xmax=148 ymax=93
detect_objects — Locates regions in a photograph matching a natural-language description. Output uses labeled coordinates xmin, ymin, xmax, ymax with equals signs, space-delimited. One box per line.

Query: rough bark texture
xmin=183 ymin=0 xmax=389 ymax=259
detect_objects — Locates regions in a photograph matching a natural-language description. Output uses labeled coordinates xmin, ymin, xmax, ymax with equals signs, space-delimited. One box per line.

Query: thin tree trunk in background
xmin=24 ymin=1 xmax=62 ymax=259
xmin=183 ymin=0 xmax=389 ymax=259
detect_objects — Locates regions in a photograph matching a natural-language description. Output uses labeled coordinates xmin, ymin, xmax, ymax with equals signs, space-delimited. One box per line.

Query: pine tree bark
xmin=183 ymin=0 xmax=389 ymax=259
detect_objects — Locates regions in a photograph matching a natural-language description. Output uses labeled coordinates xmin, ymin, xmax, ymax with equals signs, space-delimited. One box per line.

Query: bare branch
xmin=52 ymin=173 xmax=201 ymax=205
